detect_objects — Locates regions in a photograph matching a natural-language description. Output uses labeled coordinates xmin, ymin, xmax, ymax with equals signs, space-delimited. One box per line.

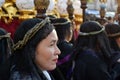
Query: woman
xmin=0 ymin=28 xmax=12 ymax=80
xmin=105 ymin=23 xmax=120 ymax=51
xmin=70 ymin=21 xmax=119 ymax=80
xmin=105 ymin=23 xmax=120 ymax=80
xmin=9 ymin=17 xmax=61 ymax=80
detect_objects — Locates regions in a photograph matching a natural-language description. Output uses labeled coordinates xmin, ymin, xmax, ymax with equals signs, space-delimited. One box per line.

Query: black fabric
xmin=111 ymin=63 xmax=120 ymax=80
xmin=50 ymin=67 xmax=65 ymax=80
xmin=0 ymin=59 xmax=10 ymax=80
xmin=58 ymin=40 xmax=73 ymax=60
xmin=110 ymin=51 xmax=120 ymax=80
xmin=9 ymin=65 xmax=55 ymax=80
xmin=72 ymin=50 xmax=112 ymax=80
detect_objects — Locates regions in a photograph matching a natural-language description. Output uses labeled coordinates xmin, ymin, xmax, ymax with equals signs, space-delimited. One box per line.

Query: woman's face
xmin=35 ymin=29 xmax=61 ymax=71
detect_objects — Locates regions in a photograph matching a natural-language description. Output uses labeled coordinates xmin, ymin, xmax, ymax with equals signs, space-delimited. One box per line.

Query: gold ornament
xmin=34 ymin=0 xmax=50 ymax=10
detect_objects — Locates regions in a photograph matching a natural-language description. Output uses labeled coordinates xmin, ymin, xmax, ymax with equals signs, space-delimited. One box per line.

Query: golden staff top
xmin=99 ymin=0 xmax=107 ymax=3
xmin=34 ymin=0 xmax=50 ymax=10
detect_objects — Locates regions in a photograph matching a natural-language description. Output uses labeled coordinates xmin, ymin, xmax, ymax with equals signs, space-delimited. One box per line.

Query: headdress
xmin=51 ymin=18 xmax=71 ymax=26
xmin=107 ymin=32 xmax=120 ymax=37
xmin=53 ymin=20 xmax=70 ymax=26
xmin=105 ymin=23 xmax=120 ymax=38
xmin=13 ymin=17 xmax=50 ymax=51
xmin=0 ymin=33 xmax=11 ymax=40
xmin=79 ymin=27 xmax=105 ymax=36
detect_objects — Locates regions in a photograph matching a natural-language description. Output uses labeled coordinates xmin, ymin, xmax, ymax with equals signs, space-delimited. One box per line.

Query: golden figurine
xmin=1 ymin=0 xmax=18 ymax=23
xmin=2 ymin=2 xmax=17 ymax=16
xmin=3 ymin=0 xmax=17 ymax=15
xmin=74 ymin=14 xmax=83 ymax=25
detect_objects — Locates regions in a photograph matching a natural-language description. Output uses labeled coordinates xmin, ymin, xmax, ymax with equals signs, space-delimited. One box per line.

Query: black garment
xmin=0 ymin=64 xmax=10 ymax=80
xmin=110 ymin=51 xmax=120 ymax=80
xmin=72 ymin=50 xmax=112 ymax=80
xmin=9 ymin=65 xmax=55 ymax=80
xmin=50 ymin=67 xmax=65 ymax=80
xmin=111 ymin=63 xmax=120 ymax=80
xmin=0 ymin=59 xmax=10 ymax=80
xmin=58 ymin=40 xmax=73 ymax=60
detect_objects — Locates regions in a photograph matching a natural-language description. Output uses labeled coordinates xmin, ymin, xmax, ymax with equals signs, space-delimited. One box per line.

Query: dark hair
xmin=0 ymin=28 xmax=12 ymax=80
xmin=95 ymin=17 xmax=107 ymax=25
xmin=105 ymin=23 xmax=120 ymax=51
xmin=107 ymin=16 xmax=112 ymax=20
xmin=74 ymin=21 xmax=112 ymax=63
xmin=12 ymin=18 xmax=54 ymax=79
xmin=51 ymin=18 xmax=72 ymax=42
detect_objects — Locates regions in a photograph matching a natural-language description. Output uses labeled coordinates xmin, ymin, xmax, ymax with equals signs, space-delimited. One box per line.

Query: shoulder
xmin=10 ymin=71 xmax=37 ymax=80
xmin=9 ymin=66 xmax=37 ymax=80
xmin=77 ymin=49 xmax=98 ymax=60
xmin=9 ymin=71 xmax=34 ymax=80
xmin=111 ymin=50 xmax=120 ymax=64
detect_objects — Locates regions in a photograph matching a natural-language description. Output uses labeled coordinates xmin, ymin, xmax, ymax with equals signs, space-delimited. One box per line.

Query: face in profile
xmin=35 ymin=29 xmax=61 ymax=71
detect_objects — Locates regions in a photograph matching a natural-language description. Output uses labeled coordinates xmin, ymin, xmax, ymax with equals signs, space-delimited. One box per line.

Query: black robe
xmin=72 ymin=50 xmax=113 ymax=80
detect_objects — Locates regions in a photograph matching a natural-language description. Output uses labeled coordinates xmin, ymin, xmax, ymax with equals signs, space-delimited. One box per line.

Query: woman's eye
xmin=50 ymin=43 xmax=54 ymax=46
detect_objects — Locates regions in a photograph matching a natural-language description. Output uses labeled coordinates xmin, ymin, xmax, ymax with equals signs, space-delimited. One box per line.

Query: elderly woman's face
xmin=35 ymin=29 xmax=61 ymax=71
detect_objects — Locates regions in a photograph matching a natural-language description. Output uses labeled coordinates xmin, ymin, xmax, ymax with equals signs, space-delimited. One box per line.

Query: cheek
xmin=36 ymin=47 xmax=52 ymax=60
xmin=35 ymin=48 xmax=54 ymax=70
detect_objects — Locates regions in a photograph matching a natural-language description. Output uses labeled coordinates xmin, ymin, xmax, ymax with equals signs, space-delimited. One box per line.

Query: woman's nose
xmin=56 ymin=46 xmax=61 ymax=55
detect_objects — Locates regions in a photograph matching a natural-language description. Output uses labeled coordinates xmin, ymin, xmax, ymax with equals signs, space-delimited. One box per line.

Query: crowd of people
xmin=1 ymin=1 xmax=120 ymax=80
xmin=0 ymin=14 xmax=120 ymax=80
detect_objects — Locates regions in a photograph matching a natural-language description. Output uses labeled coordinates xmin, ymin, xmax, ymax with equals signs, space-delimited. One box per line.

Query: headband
xmin=79 ymin=27 xmax=105 ymax=36
xmin=53 ymin=21 xmax=70 ymax=26
xmin=13 ymin=17 xmax=50 ymax=51
xmin=107 ymin=32 xmax=120 ymax=37
xmin=0 ymin=33 xmax=11 ymax=40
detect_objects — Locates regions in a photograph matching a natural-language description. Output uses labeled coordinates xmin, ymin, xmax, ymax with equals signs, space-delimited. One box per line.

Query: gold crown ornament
xmin=34 ymin=0 xmax=50 ymax=18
